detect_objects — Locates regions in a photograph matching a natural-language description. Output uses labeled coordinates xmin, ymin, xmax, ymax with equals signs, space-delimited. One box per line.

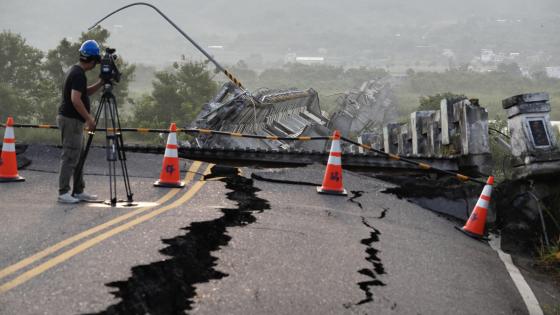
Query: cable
xmin=489 ymin=127 xmax=510 ymax=139
xmin=88 ymin=2 xmax=247 ymax=91
xmin=527 ymin=190 xmax=550 ymax=248
xmin=4 ymin=123 xmax=486 ymax=185
xmin=340 ymin=135 xmax=486 ymax=185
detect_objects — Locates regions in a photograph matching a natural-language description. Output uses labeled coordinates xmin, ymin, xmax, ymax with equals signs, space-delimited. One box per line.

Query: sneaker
xmin=74 ymin=192 xmax=99 ymax=202
xmin=58 ymin=192 xmax=80 ymax=204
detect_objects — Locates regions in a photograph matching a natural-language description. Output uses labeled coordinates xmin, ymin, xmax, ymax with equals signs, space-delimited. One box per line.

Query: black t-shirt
xmin=58 ymin=65 xmax=90 ymax=122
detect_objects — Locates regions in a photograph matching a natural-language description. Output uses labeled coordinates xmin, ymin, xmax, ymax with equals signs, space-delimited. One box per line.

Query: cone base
xmin=317 ymin=186 xmax=348 ymax=196
xmin=0 ymin=175 xmax=25 ymax=182
xmin=455 ymin=226 xmax=489 ymax=241
xmin=154 ymin=180 xmax=185 ymax=188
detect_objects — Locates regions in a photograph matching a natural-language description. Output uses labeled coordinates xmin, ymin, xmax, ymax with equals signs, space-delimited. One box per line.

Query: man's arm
xmin=71 ymin=89 xmax=95 ymax=130
xmin=87 ymin=79 xmax=103 ymax=96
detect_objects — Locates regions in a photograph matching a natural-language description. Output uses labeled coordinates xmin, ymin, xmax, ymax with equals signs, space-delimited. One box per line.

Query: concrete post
xmin=398 ymin=124 xmax=413 ymax=155
xmin=440 ymin=99 xmax=453 ymax=145
xmin=383 ymin=123 xmax=401 ymax=154
xmin=453 ymin=99 xmax=489 ymax=155
xmin=503 ymin=93 xmax=560 ymax=178
xmin=411 ymin=111 xmax=435 ymax=155
xmin=427 ymin=111 xmax=441 ymax=156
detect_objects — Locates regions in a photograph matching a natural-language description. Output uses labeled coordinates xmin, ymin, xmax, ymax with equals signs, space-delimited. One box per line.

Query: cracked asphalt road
xmin=0 ymin=145 xmax=543 ymax=314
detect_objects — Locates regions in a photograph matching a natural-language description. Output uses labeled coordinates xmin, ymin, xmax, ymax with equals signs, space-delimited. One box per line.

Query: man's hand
xmin=86 ymin=116 xmax=96 ymax=131
xmin=87 ymin=79 xmax=104 ymax=96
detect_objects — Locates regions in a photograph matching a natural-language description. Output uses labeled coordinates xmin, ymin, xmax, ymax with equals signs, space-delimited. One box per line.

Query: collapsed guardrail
xmin=1 ymin=122 xmax=485 ymax=184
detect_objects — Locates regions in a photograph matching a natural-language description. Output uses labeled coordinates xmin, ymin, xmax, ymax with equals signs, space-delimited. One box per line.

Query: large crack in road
xmin=357 ymin=217 xmax=386 ymax=305
xmin=345 ymin=190 xmax=389 ymax=307
xmin=85 ymin=169 xmax=270 ymax=315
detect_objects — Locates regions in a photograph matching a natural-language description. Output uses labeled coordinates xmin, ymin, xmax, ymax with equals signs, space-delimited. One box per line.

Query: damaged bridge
xmin=188 ymin=80 xmax=491 ymax=176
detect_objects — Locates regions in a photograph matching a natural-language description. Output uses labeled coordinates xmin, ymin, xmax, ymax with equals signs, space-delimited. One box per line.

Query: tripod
xmin=72 ymin=83 xmax=134 ymax=207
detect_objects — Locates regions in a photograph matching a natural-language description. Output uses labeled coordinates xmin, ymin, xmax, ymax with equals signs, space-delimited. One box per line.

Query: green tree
xmin=341 ymin=67 xmax=388 ymax=88
xmin=0 ymin=83 xmax=30 ymax=122
xmin=42 ymin=26 xmax=135 ymax=115
xmin=418 ymin=92 xmax=467 ymax=111
xmin=0 ymin=32 xmax=43 ymax=91
xmin=132 ymin=58 xmax=218 ymax=127
xmin=0 ymin=31 xmax=44 ymax=122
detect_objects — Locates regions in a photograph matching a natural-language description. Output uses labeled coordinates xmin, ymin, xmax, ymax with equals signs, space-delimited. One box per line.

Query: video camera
xmin=99 ymin=47 xmax=121 ymax=83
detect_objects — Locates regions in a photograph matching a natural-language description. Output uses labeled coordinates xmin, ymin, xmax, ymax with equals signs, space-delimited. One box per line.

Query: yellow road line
xmin=0 ymin=164 xmax=213 ymax=294
xmin=0 ymin=161 xmax=202 ymax=282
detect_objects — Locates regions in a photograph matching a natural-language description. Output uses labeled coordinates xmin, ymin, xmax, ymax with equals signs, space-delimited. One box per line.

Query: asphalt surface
xmin=0 ymin=145 xmax=552 ymax=314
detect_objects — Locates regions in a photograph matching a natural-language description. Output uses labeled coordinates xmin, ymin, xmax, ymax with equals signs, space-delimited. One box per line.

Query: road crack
xmin=348 ymin=190 xmax=365 ymax=210
xmin=84 ymin=168 xmax=270 ymax=315
xmin=356 ymin=216 xmax=386 ymax=305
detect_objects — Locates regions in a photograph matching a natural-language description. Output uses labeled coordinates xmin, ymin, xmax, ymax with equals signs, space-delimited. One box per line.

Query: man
xmin=57 ymin=40 xmax=103 ymax=203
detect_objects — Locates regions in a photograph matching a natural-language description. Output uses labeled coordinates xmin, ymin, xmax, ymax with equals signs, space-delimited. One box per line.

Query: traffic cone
xmin=457 ymin=176 xmax=494 ymax=240
xmin=0 ymin=117 xmax=24 ymax=182
xmin=154 ymin=123 xmax=184 ymax=188
xmin=317 ymin=130 xmax=347 ymax=196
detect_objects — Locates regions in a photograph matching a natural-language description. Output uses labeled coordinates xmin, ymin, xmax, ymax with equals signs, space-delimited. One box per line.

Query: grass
xmin=543 ymin=303 xmax=560 ymax=315
xmin=537 ymin=237 xmax=560 ymax=286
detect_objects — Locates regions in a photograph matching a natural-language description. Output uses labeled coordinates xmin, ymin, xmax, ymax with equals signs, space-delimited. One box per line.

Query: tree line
xmin=2 ymin=27 xmax=559 ymax=133
xmin=0 ymin=28 xmax=218 ymax=128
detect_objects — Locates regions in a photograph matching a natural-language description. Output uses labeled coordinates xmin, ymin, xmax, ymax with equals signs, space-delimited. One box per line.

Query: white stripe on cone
xmin=4 ymin=127 xmax=14 ymax=140
xmin=164 ymin=148 xmax=178 ymax=158
xmin=163 ymin=130 xmax=178 ymax=158
xmin=2 ymin=142 xmax=15 ymax=152
xmin=481 ymin=185 xmax=492 ymax=197
xmin=327 ymin=155 xmax=341 ymax=165
xmin=330 ymin=139 xmax=341 ymax=153
xmin=475 ymin=185 xmax=492 ymax=209
xmin=476 ymin=199 xmax=489 ymax=210
xmin=167 ymin=132 xmax=177 ymax=145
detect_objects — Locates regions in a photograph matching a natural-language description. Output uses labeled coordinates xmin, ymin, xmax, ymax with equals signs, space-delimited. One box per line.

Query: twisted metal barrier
xmin=1 ymin=123 xmax=484 ymax=184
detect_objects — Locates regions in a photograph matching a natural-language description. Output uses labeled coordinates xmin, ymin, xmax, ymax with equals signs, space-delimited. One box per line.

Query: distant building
xmin=481 ymin=49 xmax=495 ymax=63
xmin=545 ymin=67 xmax=560 ymax=79
xmin=284 ymin=53 xmax=324 ymax=64
xmin=295 ymin=56 xmax=325 ymax=64
xmin=284 ymin=53 xmax=297 ymax=64
xmin=509 ymin=52 xmax=521 ymax=59
xmin=442 ymin=49 xmax=455 ymax=59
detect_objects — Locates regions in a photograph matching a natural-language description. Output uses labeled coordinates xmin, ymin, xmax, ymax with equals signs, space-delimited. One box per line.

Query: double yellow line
xmin=0 ymin=161 xmax=212 ymax=294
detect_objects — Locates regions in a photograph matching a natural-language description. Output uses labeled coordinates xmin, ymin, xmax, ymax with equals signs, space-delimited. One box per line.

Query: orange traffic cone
xmin=154 ymin=123 xmax=184 ymax=188
xmin=317 ymin=130 xmax=347 ymax=196
xmin=457 ymin=176 xmax=494 ymax=240
xmin=0 ymin=117 xmax=24 ymax=182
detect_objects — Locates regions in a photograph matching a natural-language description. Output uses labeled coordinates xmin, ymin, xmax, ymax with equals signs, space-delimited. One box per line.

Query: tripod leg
xmin=72 ymin=100 xmax=104 ymax=196
xmin=104 ymin=93 xmax=134 ymax=205
xmin=74 ymin=86 xmax=135 ymax=206
xmin=110 ymin=94 xmax=134 ymax=203
xmin=105 ymin=96 xmax=118 ymax=207
xmin=110 ymin=92 xmax=133 ymax=204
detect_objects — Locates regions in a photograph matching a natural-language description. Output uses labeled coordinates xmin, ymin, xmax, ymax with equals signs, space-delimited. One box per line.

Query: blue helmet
xmin=79 ymin=40 xmax=101 ymax=62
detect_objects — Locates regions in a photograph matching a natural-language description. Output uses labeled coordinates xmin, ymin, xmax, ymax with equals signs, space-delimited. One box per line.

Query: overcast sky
xmin=1 ymin=0 xmax=559 ymax=65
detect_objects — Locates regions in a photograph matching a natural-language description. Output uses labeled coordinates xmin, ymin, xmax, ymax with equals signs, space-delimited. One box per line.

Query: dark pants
xmin=57 ymin=115 xmax=85 ymax=195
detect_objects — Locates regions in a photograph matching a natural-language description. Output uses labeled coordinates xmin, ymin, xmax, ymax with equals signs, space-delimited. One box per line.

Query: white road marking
xmin=489 ymin=235 xmax=544 ymax=315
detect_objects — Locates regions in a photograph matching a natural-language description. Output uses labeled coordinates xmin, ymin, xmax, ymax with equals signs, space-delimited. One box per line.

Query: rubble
xmin=191 ymin=82 xmax=330 ymax=151
xmin=191 ymin=79 xmax=493 ymax=175
xmin=328 ymin=79 xmax=398 ymax=138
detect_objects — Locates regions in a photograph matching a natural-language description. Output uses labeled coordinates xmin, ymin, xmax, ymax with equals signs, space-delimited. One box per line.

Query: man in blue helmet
xmin=56 ymin=40 xmax=103 ymax=203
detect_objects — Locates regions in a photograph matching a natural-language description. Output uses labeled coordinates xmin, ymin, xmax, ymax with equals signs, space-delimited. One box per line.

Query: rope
xmin=340 ymin=136 xmax=485 ymax=185
xmin=1 ymin=122 xmax=485 ymax=185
